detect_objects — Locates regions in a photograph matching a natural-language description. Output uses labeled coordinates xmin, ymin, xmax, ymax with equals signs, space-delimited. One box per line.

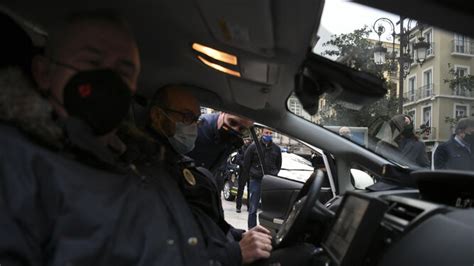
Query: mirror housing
xmin=351 ymin=169 xmax=375 ymax=189
xmin=294 ymin=53 xmax=387 ymax=115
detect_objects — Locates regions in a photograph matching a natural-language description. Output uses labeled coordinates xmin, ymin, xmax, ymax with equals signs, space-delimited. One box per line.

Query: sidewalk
xmin=221 ymin=196 xmax=249 ymax=230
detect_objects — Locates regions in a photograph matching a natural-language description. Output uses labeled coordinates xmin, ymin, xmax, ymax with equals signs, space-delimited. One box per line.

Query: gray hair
xmin=455 ymin=117 xmax=474 ymax=134
xmin=46 ymin=9 xmax=133 ymax=58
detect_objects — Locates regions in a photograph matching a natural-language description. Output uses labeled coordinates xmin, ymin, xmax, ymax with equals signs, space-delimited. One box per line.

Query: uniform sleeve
xmin=0 ymin=156 xmax=44 ymax=265
xmin=206 ymin=237 xmax=242 ymax=266
xmin=228 ymin=227 xmax=245 ymax=242
xmin=433 ymin=144 xmax=448 ymax=169
xmin=190 ymin=206 xmax=243 ymax=266
xmin=0 ymin=131 xmax=60 ymax=266
xmin=0 ymin=202 xmax=36 ymax=266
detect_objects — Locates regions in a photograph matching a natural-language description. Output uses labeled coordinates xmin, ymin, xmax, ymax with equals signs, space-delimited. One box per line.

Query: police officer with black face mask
xmin=434 ymin=117 xmax=474 ymax=171
xmin=0 ymin=11 xmax=211 ymax=265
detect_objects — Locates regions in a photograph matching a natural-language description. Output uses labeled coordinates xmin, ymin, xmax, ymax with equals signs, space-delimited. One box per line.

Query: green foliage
xmin=444 ymin=116 xmax=464 ymax=129
xmin=318 ymin=26 xmax=399 ymax=127
xmin=443 ymin=66 xmax=474 ymax=91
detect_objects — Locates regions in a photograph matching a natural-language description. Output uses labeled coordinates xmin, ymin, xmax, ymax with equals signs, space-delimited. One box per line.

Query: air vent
xmin=383 ymin=202 xmax=424 ymax=232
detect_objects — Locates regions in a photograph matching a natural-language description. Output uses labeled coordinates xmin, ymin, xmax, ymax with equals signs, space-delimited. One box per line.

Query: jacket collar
xmin=0 ymin=67 xmax=64 ymax=149
xmin=0 ymin=67 xmax=126 ymax=169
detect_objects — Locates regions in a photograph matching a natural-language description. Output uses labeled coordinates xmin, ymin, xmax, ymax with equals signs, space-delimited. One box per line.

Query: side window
xmin=251 ymin=125 xmax=337 ymax=201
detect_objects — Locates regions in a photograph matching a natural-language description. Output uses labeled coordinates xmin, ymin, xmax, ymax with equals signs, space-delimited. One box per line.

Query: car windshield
xmin=288 ymin=0 xmax=474 ymax=172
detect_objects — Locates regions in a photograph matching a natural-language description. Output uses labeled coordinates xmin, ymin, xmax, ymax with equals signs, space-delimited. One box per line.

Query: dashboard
xmin=319 ymin=190 xmax=474 ymax=266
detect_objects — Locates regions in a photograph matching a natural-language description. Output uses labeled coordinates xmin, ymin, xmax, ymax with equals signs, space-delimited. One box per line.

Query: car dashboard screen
xmin=322 ymin=192 xmax=387 ymax=266
xmin=324 ymin=195 xmax=369 ymax=261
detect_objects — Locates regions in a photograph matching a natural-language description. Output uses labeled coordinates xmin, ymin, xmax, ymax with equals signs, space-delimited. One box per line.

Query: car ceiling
xmin=4 ymin=0 xmax=473 ymax=133
xmin=2 ymin=0 xmax=324 ymax=120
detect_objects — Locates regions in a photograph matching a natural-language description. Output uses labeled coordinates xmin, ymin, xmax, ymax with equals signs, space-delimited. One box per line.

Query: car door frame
xmin=249 ymin=125 xmax=338 ymax=233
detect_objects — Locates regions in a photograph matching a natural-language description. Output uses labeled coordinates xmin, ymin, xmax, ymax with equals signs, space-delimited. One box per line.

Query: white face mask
xmin=168 ymin=122 xmax=198 ymax=154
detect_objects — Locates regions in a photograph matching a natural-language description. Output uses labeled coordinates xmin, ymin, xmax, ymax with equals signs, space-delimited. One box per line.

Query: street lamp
xmin=413 ymin=36 xmax=431 ymax=65
xmin=372 ymin=17 xmax=431 ymax=113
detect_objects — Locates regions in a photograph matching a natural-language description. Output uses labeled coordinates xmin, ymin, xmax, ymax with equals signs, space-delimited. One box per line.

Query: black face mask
xmin=219 ymin=124 xmax=244 ymax=148
xmin=63 ymin=69 xmax=132 ymax=136
xmin=464 ymin=133 xmax=474 ymax=145
xmin=402 ymin=123 xmax=414 ymax=137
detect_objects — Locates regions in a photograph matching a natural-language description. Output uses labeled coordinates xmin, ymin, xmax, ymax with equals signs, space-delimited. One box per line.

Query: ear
xmin=31 ymin=54 xmax=52 ymax=92
xmin=150 ymin=106 xmax=163 ymax=128
xmin=150 ymin=106 xmax=174 ymax=137
xmin=217 ymin=112 xmax=225 ymax=129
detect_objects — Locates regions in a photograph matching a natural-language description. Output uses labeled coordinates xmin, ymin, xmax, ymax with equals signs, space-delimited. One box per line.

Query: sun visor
xmin=228 ymin=77 xmax=270 ymax=109
xmin=294 ymin=53 xmax=387 ymax=115
xmin=196 ymin=0 xmax=275 ymax=55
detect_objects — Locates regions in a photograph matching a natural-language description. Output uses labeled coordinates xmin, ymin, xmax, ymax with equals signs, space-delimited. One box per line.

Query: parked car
xmin=3 ymin=0 xmax=474 ymax=265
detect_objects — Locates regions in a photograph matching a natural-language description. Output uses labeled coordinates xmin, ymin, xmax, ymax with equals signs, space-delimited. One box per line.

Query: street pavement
xmin=221 ymin=194 xmax=251 ymax=230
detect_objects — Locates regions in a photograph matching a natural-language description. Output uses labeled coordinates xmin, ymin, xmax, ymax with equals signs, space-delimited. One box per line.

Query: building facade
xmin=403 ymin=27 xmax=474 ymax=152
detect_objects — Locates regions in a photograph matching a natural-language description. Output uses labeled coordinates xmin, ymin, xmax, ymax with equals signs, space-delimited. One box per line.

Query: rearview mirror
xmin=294 ymin=53 xmax=387 ymax=115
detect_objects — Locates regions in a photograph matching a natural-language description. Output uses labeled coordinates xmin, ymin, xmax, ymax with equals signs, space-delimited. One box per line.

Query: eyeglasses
xmin=162 ymin=107 xmax=200 ymax=125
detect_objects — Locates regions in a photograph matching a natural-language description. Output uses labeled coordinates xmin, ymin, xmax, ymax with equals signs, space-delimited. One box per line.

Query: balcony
xmin=453 ymin=86 xmax=473 ymax=97
xmin=420 ymin=83 xmax=434 ymax=98
xmin=426 ymin=42 xmax=435 ymax=57
xmin=404 ymin=83 xmax=436 ymax=103
xmin=451 ymin=39 xmax=474 ymax=55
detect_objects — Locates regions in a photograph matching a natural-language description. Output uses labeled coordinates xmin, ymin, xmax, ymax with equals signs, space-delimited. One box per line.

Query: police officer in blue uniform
xmin=120 ymin=85 xmax=274 ymax=265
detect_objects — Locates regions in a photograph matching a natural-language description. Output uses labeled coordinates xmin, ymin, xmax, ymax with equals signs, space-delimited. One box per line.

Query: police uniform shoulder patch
xmin=183 ymin=168 xmax=196 ymax=186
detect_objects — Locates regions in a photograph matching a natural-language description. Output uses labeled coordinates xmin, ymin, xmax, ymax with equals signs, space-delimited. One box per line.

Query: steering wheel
xmin=275 ymin=169 xmax=325 ymax=248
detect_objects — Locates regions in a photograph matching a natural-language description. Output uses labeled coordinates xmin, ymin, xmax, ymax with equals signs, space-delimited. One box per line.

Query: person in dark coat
xmin=186 ymin=111 xmax=253 ymax=190
xmin=0 ymin=11 xmax=210 ymax=265
xmin=242 ymin=128 xmax=282 ymax=229
xmin=376 ymin=114 xmax=430 ymax=168
xmin=134 ymin=85 xmax=273 ymax=265
xmin=235 ymin=138 xmax=252 ymax=213
xmin=434 ymin=117 xmax=474 ymax=171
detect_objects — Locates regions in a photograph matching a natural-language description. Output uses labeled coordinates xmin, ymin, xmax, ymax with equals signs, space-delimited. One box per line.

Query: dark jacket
xmin=434 ymin=136 xmax=474 ymax=171
xmin=0 ymin=68 xmax=209 ymax=266
xmin=399 ymin=137 xmax=430 ymax=168
xmin=376 ymin=137 xmax=429 ymax=168
xmin=242 ymin=139 xmax=282 ymax=180
xmin=173 ymin=158 xmax=244 ymax=266
xmin=187 ymin=113 xmax=241 ymax=173
xmin=235 ymin=143 xmax=249 ymax=167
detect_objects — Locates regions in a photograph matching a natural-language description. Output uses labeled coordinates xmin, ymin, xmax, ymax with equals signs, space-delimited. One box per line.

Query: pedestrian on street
xmin=434 ymin=117 xmax=474 ymax=171
xmin=235 ymin=138 xmax=253 ymax=213
xmin=242 ymin=128 xmax=282 ymax=229
xmin=376 ymin=114 xmax=430 ymax=168
xmin=338 ymin=126 xmax=352 ymax=140
xmin=187 ymin=111 xmax=253 ymax=190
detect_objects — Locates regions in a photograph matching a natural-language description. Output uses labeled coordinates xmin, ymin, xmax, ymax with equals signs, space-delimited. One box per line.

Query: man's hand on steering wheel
xmin=240 ymin=225 xmax=273 ymax=264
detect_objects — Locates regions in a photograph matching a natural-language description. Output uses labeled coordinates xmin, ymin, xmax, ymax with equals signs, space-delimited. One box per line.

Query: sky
xmin=313 ymin=0 xmax=400 ymax=56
